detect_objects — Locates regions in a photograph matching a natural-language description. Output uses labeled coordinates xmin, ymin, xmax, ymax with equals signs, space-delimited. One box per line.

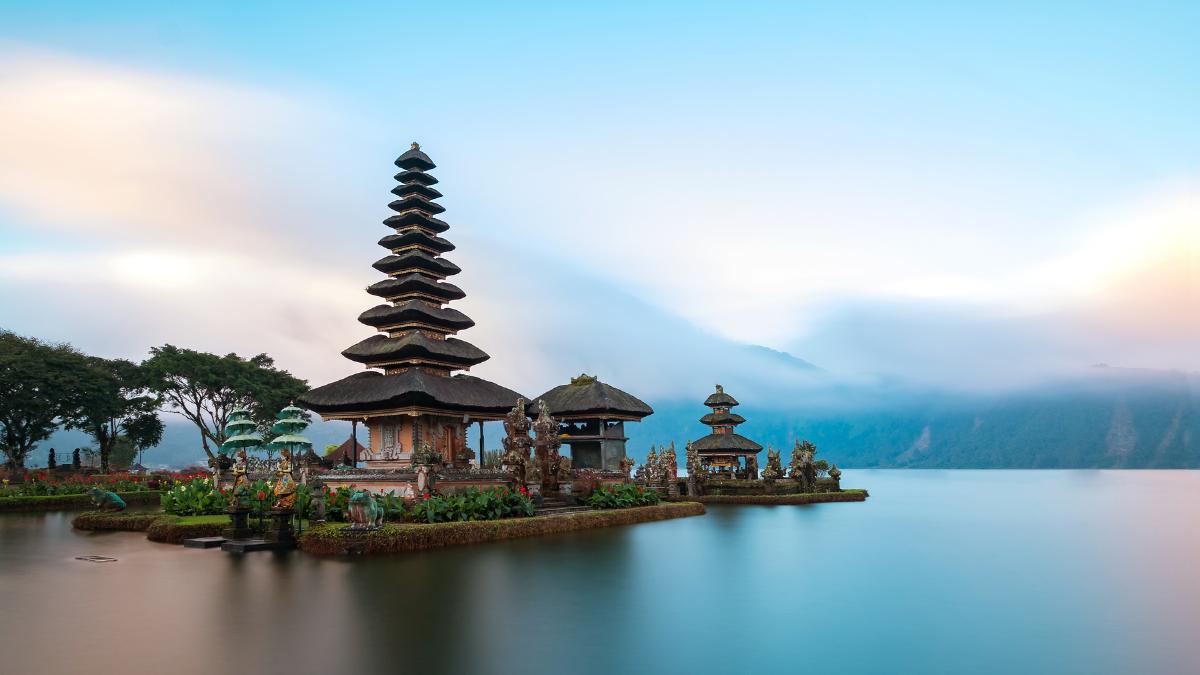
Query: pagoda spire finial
xmin=411 ymin=141 xmax=420 ymax=150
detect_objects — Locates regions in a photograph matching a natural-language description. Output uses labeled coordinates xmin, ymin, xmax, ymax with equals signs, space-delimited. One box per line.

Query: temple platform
xmin=183 ymin=536 xmax=227 ymax=548
xmin=221 ymin=538 xmax=294 ymax=553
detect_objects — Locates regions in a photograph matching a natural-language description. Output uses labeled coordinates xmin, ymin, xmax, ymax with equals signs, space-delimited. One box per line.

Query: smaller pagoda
xmin=529 ymin=374 xmax=653 ymax=471
xmin=692 ymin=384 xmax=762 ymax=478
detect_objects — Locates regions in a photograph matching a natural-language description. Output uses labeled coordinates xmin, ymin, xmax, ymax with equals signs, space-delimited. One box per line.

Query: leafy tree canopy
xmin=0 ymin=331 xmax=83 ymax=471
xmin=141 ymin=345 xmax=308 ymax=461
xmin=63 ymin=356 xmax=162 ymax=473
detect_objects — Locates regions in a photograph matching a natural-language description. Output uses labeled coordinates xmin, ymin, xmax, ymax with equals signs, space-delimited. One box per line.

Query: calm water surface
xmin=3 ymin=470 xmax=1199 ymax=675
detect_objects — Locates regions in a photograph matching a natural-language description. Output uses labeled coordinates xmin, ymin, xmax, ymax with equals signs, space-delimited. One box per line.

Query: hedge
xmin=0 ymin=491 xmax=163 ymax=512
xmin=668 ymin=489 xmax=869 ymax=505
xmin=71 ymin=511 xmax=166 ymax=531
xmin=299 ymin=502 xmax=706 ymax=556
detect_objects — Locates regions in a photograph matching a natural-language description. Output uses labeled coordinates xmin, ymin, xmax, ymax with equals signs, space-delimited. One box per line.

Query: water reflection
xmin=2 ymin=471 xmax=1200 ymax=675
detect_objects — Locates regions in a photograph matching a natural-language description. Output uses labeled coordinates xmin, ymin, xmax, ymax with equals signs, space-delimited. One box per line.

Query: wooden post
xmin=351 ymin=419 xmax=359 ymax=468
xmin=478 ymin=420 xmax=485 ymax=468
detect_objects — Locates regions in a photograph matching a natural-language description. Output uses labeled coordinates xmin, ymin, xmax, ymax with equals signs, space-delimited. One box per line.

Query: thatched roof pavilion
xmin=528 ymin=374 xmax=652 ymax=471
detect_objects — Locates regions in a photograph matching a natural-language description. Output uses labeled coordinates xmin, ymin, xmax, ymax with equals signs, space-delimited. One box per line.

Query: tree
xmin=142 ymin=345 xmax=307 ymax=462
xmin=125 ymin=412 xmax=164 ymax=468
xmin=63 ymin=357 xmax=163 ymax=473
xmin=0 ymin=331 xmax=81 ymax=472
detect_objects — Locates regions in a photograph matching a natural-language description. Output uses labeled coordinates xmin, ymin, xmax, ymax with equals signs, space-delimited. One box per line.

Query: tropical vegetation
xmin=586 ymin=483 xmax=661 ymax=509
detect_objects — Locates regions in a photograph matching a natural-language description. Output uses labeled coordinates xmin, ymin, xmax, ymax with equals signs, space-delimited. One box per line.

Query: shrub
xmin=161 ymin=477 xmax=226 ymax=515
xmin=406 ymin=486 xmax=534 ymax=524
xmin=586 ymin=483 xmax=660 ymax=509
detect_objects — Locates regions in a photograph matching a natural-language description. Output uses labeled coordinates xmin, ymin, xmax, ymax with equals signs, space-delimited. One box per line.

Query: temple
xmin=691 ymin=385 xmax=762 ymax=478
xmin=529 ymin=374 xmax=653 ymax=471
xmin=299 ymin=143 xmax=525 ymax=471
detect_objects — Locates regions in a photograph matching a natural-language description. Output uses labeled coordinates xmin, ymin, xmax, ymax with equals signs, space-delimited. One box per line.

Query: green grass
xmin=173 ymin=515 xmax=230 ymax=525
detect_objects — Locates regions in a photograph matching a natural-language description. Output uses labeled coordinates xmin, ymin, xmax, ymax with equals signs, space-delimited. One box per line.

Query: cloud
xmin=0 ymin=46 xmax=1193 ymax=406
xmin=0 ymin=46 xmax=368 ymax=256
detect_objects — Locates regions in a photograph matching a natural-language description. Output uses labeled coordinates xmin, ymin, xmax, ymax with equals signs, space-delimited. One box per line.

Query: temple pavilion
xmin=529 ymin=374 xmax=653 ymax=471
xmin=692 ymin=384 xmax=762 ymax=478
xmin=299 ymin=143 xmax=525 ymax=470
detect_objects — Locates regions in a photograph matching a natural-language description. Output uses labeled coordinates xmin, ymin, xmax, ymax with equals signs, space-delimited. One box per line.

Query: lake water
xmin=2 ymin=470 xmax=1199 ymax=675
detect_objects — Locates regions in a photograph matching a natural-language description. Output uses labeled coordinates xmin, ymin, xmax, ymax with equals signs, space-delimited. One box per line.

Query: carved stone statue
xmin=685 ymin=441 xmax=704 ymax=496
xmin=661 ymin=442 xmax=678 ymax=480
xmin=618 ymin=454 xmax=636 ymax=480
xmin=644 ymin=446 xmax=660 ymax=485
xmin=789 ymin=440 xmax=818 ymax=492
xmin=760 ymin=446 xmax=783 ymax=482
xmin=272 ymin=448 xmax=297 ymax=510
xmin=746 ymin=454 xmax=759 ymax=480
xmin=554 ymin=455 xmax=573 ymax=484
xmin=348 ymin=490 xmax=384 ymax=529
xmin=660 ymin=442 xmax=679 ymax=495
xmin=501 ymin=399 xmax=532 ymax=485
xmin=532 ymin=400 xmax=563 ymax=491
xmin=828 ymin=464 xmax=842 ymax=491
xmin=415 ymin=463 xmax=433 ymax=494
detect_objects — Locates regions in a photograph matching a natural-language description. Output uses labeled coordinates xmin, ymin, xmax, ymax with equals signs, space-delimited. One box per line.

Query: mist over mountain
xmin=626 ymin=366 xmax=1197 ymax=469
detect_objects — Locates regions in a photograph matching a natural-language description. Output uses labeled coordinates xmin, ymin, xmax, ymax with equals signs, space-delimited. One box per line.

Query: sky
xmin=0 ymin=1 xmax=1196 ymax=407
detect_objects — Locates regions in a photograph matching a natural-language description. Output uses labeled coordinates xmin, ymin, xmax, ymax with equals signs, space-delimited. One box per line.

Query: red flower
xmin=257 ymin=491 xmax=266 ymax=500
xmin=422 ymin=492 xmax=431 ymax=500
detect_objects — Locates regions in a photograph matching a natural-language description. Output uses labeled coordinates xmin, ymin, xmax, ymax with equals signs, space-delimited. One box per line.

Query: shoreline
xmin=667 ymin=489 xmax=868 ymax=505
xmin=299 ymin=502 xmax=707 ymax=556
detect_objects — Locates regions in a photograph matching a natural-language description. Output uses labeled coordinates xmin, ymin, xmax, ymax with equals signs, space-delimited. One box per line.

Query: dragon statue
xmin=87 ymin=487 xmax=126 ymax=512
xmin=348 ymin=490 xmax=385 ymax=529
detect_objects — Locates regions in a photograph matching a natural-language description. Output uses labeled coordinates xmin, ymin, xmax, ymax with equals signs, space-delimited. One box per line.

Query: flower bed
xmin=0 ymin=491 xmax=163 ymax=512
xmin=299 ymin=502 xmax=706 ymax=556
xmin=1 ymin=471 xmax=161 ymax=497
xmin=668 ymin=489 xmax=869 ymax=505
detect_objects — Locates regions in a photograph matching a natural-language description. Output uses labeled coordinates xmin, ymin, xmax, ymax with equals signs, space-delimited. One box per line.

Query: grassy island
xmin=72 ymin=511 xmax=229 ymax=543
xmin=299 ymin=502 xmax=706 ymax=556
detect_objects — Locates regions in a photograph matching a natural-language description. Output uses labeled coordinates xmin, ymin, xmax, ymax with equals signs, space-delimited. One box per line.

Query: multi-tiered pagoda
xmin=300 ymin=143 xmax=525 ymax=470
xmin=692 ymin=384 xmax=763 ymax=478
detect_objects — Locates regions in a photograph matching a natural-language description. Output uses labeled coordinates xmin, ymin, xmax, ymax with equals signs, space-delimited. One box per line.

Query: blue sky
xmin=1 ymin=1 xmax=1196 ymax=400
